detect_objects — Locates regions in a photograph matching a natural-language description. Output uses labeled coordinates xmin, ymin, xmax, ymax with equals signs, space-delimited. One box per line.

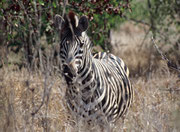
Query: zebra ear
xmin=54 ymin=14 xmax=65 ymax=31
xmin=78 ymin=16 xmax=88 ymax=32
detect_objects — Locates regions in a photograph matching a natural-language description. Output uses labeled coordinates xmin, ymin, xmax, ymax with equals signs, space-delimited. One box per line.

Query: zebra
xmin=54 ymin=11 xmax=133 ymax=127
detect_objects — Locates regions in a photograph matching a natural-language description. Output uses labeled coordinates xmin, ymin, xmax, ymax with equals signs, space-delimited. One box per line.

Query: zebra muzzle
xmin=66 ymin=58 xmax=78 ymax=75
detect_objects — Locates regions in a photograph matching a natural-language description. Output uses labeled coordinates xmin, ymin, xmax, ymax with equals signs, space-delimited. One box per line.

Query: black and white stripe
xmin=54 ymin=12 xmax=133 ymax=125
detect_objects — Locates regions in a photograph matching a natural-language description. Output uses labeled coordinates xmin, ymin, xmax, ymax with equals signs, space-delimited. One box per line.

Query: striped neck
xmin=75 ymin=47 xmax=94 ymax=85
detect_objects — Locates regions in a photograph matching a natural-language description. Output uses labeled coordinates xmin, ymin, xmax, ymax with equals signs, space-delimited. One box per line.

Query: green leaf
xmin=8 ymin=33 xmax=12 ymax=41
xmin=38 ymin=0 xmax=44 ymax=6
xmin=52 ymin=1 xmax=56 ymax=8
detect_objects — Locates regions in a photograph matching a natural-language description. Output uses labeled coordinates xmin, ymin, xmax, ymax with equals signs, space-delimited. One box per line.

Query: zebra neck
xmin=68 ymin=52 xmax=95 ymax=98
xmin=76 ymin=51 xmax=94 ymax=85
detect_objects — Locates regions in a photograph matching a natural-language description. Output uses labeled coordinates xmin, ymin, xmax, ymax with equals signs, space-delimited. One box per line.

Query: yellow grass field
xmin=1 ymin=67 xmax=179 ymax=132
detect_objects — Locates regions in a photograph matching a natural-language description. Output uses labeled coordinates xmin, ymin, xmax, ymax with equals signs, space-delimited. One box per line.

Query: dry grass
xmin=0 ymin=68 xmax=72 ymax=132
xmin=125 ymin=70 xmax=180 ymax=132
xmin=0 ymin=66 xmax=180 ymax=132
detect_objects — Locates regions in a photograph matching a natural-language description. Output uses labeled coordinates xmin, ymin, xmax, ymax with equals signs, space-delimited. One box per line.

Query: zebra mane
xmin=60 ymin=11 xmax=83 ymax=36
xmin=62 ymin=11 xmax=88 ymax=37
xmin=68 ymin=11 xmax=78 ymax=28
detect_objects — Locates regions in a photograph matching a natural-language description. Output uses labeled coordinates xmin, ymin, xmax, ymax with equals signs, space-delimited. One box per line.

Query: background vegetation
xmin=0 ymin=0 xmax=180 ymax=132
xmin=0 ymin=0 xmax=131 ymax=69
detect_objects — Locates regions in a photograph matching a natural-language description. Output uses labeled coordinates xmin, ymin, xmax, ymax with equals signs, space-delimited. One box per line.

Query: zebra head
xmin=54 ymin=12 xmax=89 ymax=77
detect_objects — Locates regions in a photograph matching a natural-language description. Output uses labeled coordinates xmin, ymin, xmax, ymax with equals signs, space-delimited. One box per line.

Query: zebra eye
xmin=78 ymin=49 xmax=83 ymax=54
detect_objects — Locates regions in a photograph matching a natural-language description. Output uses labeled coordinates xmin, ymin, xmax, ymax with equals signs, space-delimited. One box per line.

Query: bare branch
xmin=138 ymin=28 xmax=151 ymax=51
xmin=152 ymin=36 xmax=180 ymax=73
xmin=124 ymin=16 xmax=150 ymax=27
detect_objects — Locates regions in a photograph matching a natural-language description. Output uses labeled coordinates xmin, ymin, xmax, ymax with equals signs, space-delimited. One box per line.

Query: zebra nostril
xmin=63 ymin=64 xmax=75 ymax=78
xmin=63 ymin=64 xmax=70 ymax=72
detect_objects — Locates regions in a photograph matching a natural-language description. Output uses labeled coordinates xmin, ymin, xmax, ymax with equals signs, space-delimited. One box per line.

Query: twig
xmin=138 ymin=28 xmax=151 ymax=51
xmin=151 ymin=36 xmax=180 ymax=73
xmin=152 ymin=36 xmax=168 ymax=61
xmin=160 ymin=87 xmax=180 ymax=92
xmin=31 ymin=77 xmax=54 ymax=116
xmin=17 ymin=0 xmax=35 ymax=69
xmin=31 ymin=0 xmax=67 ymax=116
xmin=54 ymin=0 xmax=68 ymax=71
xmin=124 ymin=16 xmax=150 ymax=27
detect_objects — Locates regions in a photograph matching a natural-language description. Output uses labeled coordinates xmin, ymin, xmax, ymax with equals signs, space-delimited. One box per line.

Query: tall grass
xmin=0 ymin=65 xmax=179 ymax=132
